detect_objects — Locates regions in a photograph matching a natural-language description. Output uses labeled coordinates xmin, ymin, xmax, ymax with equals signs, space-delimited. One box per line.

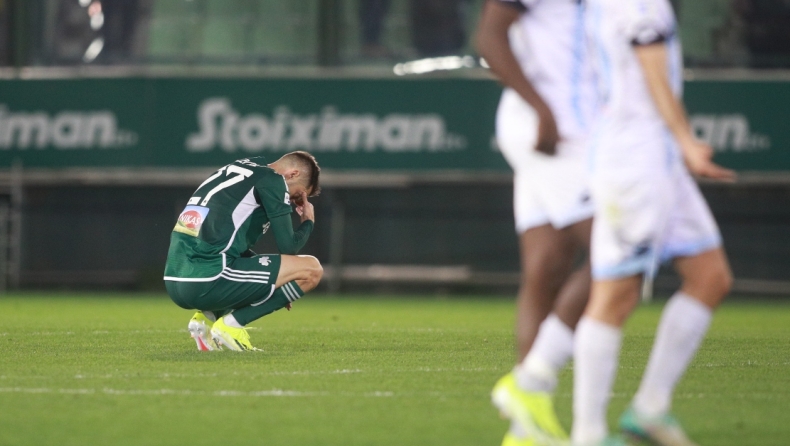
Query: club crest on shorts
xmin=258 ymin=256 xmax=271 ymax=266
xmin=174 ymin=205 xmax=210 ymax=237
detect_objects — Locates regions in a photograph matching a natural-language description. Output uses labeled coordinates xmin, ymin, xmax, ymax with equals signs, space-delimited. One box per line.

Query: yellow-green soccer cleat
xmin=187 ymin=312 xmax=218 ymax=351
xmin=619 ymin=407 xmax=698 ymax=446
xmin=491 ymin=372 xmax=569 ymax=446
xmin=210 ymin=317 xmax=258 ymax=351
xmin=501 ymin=431 xmax=537 ymax=446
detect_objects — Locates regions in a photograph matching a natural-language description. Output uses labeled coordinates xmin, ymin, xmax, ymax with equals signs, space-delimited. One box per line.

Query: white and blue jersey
xmin=584 ymin=0 xmax=722 ymax=281
xmin=498 ymin=0 xmax=597 ymax=142
xmin=585 ymin=0 xmax=684 ymax=174
xmin=495 ymin=0 xmax=597 ymax=232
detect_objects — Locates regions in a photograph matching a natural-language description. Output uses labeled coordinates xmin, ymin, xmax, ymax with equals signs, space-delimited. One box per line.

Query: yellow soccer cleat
xmin=492 ymin=372 xmax=568 ymax=446
xmin=210 ymin=317 xmax=258 ymax=351
xmin=187 ymin=312 xmax=218 ymax=351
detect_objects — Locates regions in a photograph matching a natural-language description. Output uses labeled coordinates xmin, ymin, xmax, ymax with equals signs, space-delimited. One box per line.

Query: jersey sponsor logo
xmin=0 ymin=104 xmax=137 ymax=150
xmin=174 ymin=205 xmax=210 ymax=237
xmin=690 ymin=114 xmax=770 ymax=153
xmin=185 ymin=97 xmax=466 ymax=154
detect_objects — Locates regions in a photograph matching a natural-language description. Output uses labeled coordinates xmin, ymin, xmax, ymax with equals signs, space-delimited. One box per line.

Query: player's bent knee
xmin=696 ymin=261 xmax=732 ymax=298
xmin=711 ymin=265 xmax=733 ymax=300
xmin=299 ymin=255 xmax=323 ymax=291
xmin=682 ymin=265 xmax=732 ymax=310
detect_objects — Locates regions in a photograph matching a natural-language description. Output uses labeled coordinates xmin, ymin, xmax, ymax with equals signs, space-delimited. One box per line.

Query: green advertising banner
xmin=0 ymin=77 xmax=788 ymax=171
xmin=685 ymin=81 xmax=789 ymax=171
xmin=0 ymin=78 xmax=505 ymax=171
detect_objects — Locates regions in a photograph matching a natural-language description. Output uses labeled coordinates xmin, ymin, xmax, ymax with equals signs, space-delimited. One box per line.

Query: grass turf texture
xmin=0 ymin=294 xmax=788 ymax=446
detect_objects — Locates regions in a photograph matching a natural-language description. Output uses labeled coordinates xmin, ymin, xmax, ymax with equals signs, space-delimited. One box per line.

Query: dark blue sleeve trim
xmin=631 ymin=33 xmax=669 ymax=46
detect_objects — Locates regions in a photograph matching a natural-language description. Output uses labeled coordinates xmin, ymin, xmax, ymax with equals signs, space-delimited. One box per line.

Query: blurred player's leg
xmin=572 ymin=276 xmax=641 ymax=445
xmin=513 ymin=217 xmax=590 ymax=391
xmin=621 ymin=249 xmax=731 ymax=446
xmin=494 ymin=217 xmax=591 ymax=444
xmin=514 ymin=224 xmax=577 ymax=359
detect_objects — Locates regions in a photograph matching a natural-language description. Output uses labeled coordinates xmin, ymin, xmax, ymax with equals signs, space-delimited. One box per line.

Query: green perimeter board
xmin=0 ymin=77 xmax=788 ymax=171
xmin=0 ymin=77 xmax=506 ymax=170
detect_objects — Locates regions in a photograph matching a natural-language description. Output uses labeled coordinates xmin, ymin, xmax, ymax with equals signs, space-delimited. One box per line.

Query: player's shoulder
xmin=232 ymin=156 xmax=270 ymax=172
xmin=233 ymin=157 xmax=288 ymax=191
xmin=232 ymin=157 xmax=276 ymax=178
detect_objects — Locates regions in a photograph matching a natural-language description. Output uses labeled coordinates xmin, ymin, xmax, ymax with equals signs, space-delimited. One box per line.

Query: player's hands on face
xmin=680 ymin=137 xmax=737 ymax=182
xmin=294 ymin=191 xmax=315 ymax=223
xmin=535 ymin=107 xmax=560 ymax=155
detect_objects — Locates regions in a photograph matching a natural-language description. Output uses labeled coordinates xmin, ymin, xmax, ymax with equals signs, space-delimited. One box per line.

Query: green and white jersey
xmin=164 ymin=157 xmax=293 ymax=281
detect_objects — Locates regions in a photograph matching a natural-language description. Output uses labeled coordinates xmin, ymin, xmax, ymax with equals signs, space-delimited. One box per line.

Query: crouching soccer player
xmin=163 ymin=151 xmax=323 ymax=351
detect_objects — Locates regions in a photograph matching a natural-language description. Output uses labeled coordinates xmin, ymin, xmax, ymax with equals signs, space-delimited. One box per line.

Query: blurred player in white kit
xmin=572 ymin=0 xmax=735 ymax=445
xmin=476 ymin=0 xmax=597 ymax=444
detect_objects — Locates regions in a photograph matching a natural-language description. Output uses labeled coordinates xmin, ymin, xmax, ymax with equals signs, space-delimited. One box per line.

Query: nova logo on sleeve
xmin=174 ymin=206 xmax=210 ymax=237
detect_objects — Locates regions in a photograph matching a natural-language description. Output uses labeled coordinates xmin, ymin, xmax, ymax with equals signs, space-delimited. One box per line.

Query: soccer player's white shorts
xmin=496 ymin=89 xmax=593 ymax=234
xmin=590 ymin=162 xmax=722 ymax=280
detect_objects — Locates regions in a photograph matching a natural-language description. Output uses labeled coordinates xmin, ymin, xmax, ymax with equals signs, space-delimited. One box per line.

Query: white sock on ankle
xmin=515 ymin=313 xmax=574 ymax=392
xmin=633 ymin=292 xmax=712 ymax=417
xmin=223 ymin=313 xmax=244 ymax=329
xmin=572 ymin=316 xmax=623 ymax=445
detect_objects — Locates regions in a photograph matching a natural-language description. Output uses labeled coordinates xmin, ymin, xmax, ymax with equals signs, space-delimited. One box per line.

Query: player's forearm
xmin=636 ymin=44 xmax=694 ymax=144
xmin=475 ymin=1 xmax=551 ymax=114
xmin=271 ymin=214 xmax=313 ymax=255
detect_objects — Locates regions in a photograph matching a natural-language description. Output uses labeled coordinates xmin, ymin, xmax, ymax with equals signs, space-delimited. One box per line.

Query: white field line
xmin=0 ymin=387 xmax=394 ymax=398
xmin=0 ymin=329 xmax=183 ymax=336
xmin=566 ymin=361 xmax=790 ymax=370
xmin=551 ymin=392 xmax=786 ymax=400
xmin=0 ymin=367 xmax=503 ymax=382
xmin=0 ymin=327 xmax=482 ymax=336
xmin=0 ymin=387 xmax=782 ymax=401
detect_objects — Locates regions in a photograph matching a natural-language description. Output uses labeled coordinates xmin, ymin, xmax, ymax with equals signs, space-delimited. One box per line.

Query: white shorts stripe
xmin=219 ymin=273 xmax=269 ymax=284
xmin=223 ymin=268 xmax=271 ymax=277
xmin=221 ymin=272 xmax=270 ymax=280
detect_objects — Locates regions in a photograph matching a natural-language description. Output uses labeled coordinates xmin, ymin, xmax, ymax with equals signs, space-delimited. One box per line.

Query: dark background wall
xmin=19 ymin=182 xmax=790 ymax=294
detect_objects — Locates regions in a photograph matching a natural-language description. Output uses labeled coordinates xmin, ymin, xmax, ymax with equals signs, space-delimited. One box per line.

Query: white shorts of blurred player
xmin=590 ymin=161 xmax=722 ymax=282
xmin=496 ymin=89 xmax=594 ymax=234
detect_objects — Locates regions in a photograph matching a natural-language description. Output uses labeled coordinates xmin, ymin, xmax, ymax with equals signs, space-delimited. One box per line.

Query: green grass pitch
xmin=0 ymin=293 xmax=788 ymax=446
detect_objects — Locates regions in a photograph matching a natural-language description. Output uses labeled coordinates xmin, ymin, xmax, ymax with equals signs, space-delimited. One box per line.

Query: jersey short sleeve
xmin=496 ymin=0 xmax=538 ymax=12
xmin=624 ymin=0 xmax=675 ymax=46
xmin=256 ymin=174 xmax=292 ymax=220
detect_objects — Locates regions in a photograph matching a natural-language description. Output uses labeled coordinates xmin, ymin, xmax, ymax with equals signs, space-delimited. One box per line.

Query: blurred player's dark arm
xmin=269 ymin=214 xmax=314 ymax=255
xmin=475 ymin=0 xmax=559 ymax=155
